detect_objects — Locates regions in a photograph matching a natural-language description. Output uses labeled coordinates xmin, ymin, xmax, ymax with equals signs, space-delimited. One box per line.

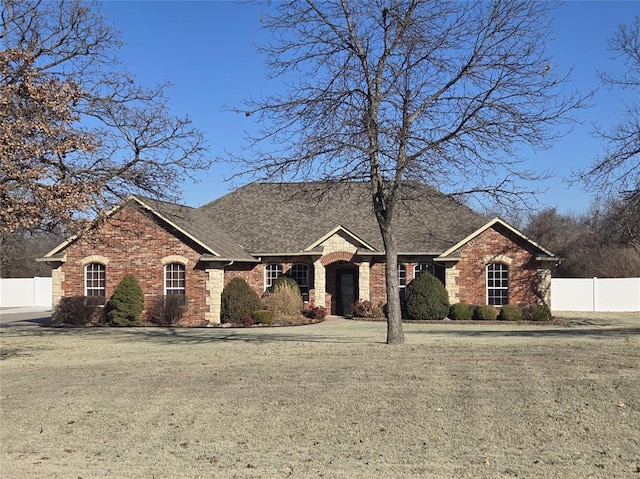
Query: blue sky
xmin=100 ymin=0 xmax=639 ymax=214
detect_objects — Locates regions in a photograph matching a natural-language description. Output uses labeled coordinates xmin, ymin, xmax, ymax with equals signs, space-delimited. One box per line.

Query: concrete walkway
xmin=0 ymin=307 xmax=52 ymax=327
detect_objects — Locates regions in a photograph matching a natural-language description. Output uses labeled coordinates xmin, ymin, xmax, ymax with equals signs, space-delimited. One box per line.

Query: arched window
xmin=290 ymin=263 xmax=310 ymax=301
xmin=486 ymin=263 xmax=509 ymax=305
xmin=414 ymin=262 xmax=435 ymax=280
xmin=165 ymin=263 xmax=186 ymax=295
xmin=264 ymin=263 xmax=282 ymax=291
xmin=85 ymin=263 xmax=106 ymax=297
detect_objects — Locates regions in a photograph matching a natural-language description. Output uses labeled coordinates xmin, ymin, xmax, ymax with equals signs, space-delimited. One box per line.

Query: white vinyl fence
xmin=0 ymin=277 xmax=52 ymax=309
xmin=551 ymin=277 xmax=640 ymax=312
xmin=1 ymin=277 xmax=639 ymax=312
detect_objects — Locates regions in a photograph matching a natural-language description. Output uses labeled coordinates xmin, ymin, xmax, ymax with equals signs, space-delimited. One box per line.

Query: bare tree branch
xmin=226 ymin=0 xmax=585 ymax=344
xmin=1 ymin=0 xmax=210 ymax=233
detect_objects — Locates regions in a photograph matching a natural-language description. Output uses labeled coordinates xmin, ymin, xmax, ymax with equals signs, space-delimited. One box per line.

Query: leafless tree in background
xmin=233 ymin=0 xmax=584 ymax=344
xmin=578 ymin=15 xmax=640 ymax=246
xmin=1 ymin=0 xmax=209 ymax=233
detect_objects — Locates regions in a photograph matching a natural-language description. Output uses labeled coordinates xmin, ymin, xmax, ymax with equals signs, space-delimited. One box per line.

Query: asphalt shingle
xmin=198 ymin=182 xmax=488 ymax=255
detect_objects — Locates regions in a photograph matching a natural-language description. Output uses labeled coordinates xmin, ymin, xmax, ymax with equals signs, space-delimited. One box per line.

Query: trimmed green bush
xmin=352 ymin=300 xmax=385 ymax=318
xmin=474 ymin=304 xmax=498 ymax=320
xmin=525 ymin=304 xmax=552 ymax=321
xmin=405 ymin=272 xmax=450 ymax=320
xmin=106 ymin=274 xmax=144 ymax=326
xmin=221 ymin=277 xmax=262 ymax=324
xmin=498 ymin=304 xmax=523 ymax=321
xmin=449 ymin=302 xmax=473 ymax=320
xmin=252 ymin=309 xmax=274 ymax=325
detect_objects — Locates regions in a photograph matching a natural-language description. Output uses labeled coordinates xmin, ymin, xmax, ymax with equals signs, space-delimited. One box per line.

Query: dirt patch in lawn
xmin=1 ymin=315 xmax=638 ymax=478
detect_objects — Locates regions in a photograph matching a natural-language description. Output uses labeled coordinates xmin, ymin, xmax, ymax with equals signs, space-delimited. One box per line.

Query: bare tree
xmin=1 ymin=0 xmax=209 ymax=233
xmin=525 ymin=202 xmax=640 ymax=278
xmin=0 ymin=229 xmax=64 ymax=277
xmin=232 ymin=0 xmax=583 ymax=344
xmin=579 ymin=15 xmax=640 ymax=215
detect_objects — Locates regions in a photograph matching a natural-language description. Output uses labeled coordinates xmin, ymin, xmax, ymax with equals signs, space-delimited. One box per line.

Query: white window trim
xmin=84 ymin=263 xmax=106 ymax=297
xmin=164 ymin=263 xmax=186 ymax=295
xmin=486 ymin=263 xmax=509 ymax=305
xmin=264 ymin=263 xmax=283 ymax=291
xmin=398 ymin=263 xmax=407 ymax=289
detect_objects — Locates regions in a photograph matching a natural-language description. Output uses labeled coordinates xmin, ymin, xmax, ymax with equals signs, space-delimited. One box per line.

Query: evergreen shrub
xmin=525 ymin=304 xmax=552 ymax=321
xmin=106 ymin=274 xmax=144 ymax=326
xmin=449 ymin=302 xmax=474 ymax=320
xmin=473 ymin=304 xmax=498 ymax=320
xmin=252 ymin=309 xmax=274 ymax=325
xmin=405 ymin=272 xmax=450 ymax=320
xmin=221 ymin=278 xmax=262 ymax=324
xmin=498 ymin=304 xmax=523 ymax=321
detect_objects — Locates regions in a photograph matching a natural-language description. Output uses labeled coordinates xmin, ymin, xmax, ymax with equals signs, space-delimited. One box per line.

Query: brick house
xmin=40 ymin=182 xmax=557 ymax=324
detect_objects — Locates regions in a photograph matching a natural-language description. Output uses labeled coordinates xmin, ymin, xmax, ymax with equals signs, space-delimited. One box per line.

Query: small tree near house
xmin=221 ymin=277 xmax=262 ymax=324
xmin=106 ymin=274 xmax=145 ymax=326
xmin=405 ymin=272 xmax=450 ymax=321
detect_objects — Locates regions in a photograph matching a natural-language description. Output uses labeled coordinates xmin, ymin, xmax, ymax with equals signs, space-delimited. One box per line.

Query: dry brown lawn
xmin=1 ymin=312 xmax=639 ymax=478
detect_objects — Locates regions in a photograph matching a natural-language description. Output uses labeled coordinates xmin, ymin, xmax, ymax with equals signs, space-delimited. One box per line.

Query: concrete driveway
xmin=0 ymin=308 xmax=52 ymax=327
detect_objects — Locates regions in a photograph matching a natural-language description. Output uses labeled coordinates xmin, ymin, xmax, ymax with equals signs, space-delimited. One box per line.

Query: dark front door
xmin=336 ymin=269 xmax=357 ymax=316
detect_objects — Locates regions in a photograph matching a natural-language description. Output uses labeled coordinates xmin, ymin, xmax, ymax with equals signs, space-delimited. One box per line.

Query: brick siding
xmin=454 ymin=225 xmax=541 ymax=306
xmin=60 ymin=205 xmax=208 ymax=325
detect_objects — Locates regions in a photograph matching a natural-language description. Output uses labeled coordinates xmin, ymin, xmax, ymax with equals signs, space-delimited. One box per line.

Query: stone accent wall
xmin=51 ymin=265 xmax=64 ymax=308
xmin=313 ymin=259 xmax=326 ymax=307
xmin=205 ymin=266 xmax=224 ymax=324
xmin=454 ymin=225 xmax=541 ymax=306
xmin=319 ymin=232 xmax=358 ymax=254
xmin=537 ymin=267 xmax=552 ymax=307
xmin=59 ymin=204 xmax=208 ymax=325
xmin=358 ymin=262 xmax=370 ymax=301
xmin=445 ymin=266 xmax=460 ymax=303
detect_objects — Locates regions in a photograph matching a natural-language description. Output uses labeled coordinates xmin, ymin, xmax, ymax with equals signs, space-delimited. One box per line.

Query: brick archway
xmin=320 ymin=251 xmax=359 ymax=267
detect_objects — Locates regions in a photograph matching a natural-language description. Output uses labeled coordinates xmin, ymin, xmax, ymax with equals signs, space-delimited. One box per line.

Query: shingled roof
xmin=199 ymin=182 xmax=488 ymax=255
xmin=132 ymin=196 xmax=255 ymax=261
xmin=41 ymin=195 xmax=256 ymax=262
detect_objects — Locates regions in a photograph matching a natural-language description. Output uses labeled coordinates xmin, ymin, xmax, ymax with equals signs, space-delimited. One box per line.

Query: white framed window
xmin=290 ymin=263 xmax=310 ymax=301
xmin=398 ymin=263 xmax=407 ymax=289
xmin=264 ymin=263 xmax=283 ymax=291
xmin=85 ymin=263 xmax=106 ymax=297
xmin=487 ymin=263 xmax=509 ymax=305
xmin=414 ymin=262 xmax=435 ymax=280
xmin=165 ymin=263 xmax=186 ymax=295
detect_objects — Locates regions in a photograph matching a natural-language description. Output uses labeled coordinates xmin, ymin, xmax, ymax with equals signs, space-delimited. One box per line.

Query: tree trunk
xmin=380 ymin=223 xmax=404 ymax=345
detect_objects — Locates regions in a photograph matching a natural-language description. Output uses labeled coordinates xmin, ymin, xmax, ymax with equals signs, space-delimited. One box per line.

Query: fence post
xmin=592 ymin=277 xmax=598 ymax=312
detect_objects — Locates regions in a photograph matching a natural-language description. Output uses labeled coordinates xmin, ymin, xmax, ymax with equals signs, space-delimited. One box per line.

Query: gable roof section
xmin=199 ymin=182 xmax=489 ymax=255
xmin=41 ymin=195 xmax=255 ymax=262
xmin=131 ymin=196 xmax=255 ymax=261
xmin=436 ymin=217 xmax=558 ymax=261
xmin=304 ymin=225 xmax=377 ymax=252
